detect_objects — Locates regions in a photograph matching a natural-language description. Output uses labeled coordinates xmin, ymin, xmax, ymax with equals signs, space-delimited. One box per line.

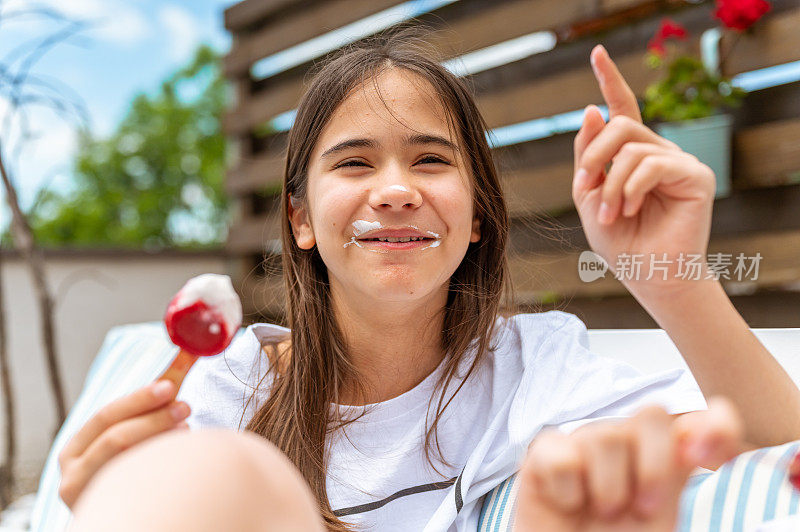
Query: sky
xmin=0 ymin=0 xmax=237 ymax=228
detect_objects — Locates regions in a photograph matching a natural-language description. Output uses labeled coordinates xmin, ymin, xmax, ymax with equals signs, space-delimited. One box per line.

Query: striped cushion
xmin=478 ymin=441 xmax=800 ymax=531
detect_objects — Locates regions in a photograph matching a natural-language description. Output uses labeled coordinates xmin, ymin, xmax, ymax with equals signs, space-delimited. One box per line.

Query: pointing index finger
xmin=590 ymin=45 xmax=642 ymax=123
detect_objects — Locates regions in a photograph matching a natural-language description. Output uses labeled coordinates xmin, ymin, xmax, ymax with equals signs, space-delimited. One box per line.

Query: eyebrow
xmin=319 ymin=133 xmax=459 ymax=160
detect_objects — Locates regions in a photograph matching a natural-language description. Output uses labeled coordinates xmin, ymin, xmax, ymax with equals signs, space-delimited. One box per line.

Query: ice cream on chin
xmin=160 ymin=274 xmax=243 ymax=388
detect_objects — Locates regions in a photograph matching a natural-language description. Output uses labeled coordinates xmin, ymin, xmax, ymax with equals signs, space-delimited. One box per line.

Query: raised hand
xmin=573 ymin=45 xmax=716 ymax=291
xmin=513 ymin=398 xmax=744 ymax=532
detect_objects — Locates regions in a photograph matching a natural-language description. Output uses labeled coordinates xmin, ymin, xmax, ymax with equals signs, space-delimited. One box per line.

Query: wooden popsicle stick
xmin=157 ymin=349 xmax=200 ymax=390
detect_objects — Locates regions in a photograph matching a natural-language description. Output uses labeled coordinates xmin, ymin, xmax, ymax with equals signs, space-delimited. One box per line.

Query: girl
xmin=60 ymin=29 xmax=800 ymax=531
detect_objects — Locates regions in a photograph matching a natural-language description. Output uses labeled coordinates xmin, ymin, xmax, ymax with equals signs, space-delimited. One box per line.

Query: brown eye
xmin=336 ymin=160 xmax=368 ymax=168
xmin=417 ymin=156 xmax=447 ymax=165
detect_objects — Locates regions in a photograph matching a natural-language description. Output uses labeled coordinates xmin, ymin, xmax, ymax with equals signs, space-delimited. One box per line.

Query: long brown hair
xmin=244 ymin=26 xmax=514 ymax=531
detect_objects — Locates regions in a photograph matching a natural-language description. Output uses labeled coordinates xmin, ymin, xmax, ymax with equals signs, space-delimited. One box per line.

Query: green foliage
xmin=642 ymin=56 xmax=747 ymax=123
xmin=29 ymin=45 xmax=232 ymax=249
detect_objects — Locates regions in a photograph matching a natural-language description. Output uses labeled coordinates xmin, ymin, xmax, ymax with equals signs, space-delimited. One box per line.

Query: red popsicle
xmin=790 ymin=450 xmax=800 ymax=491
xmin=160 ymin=274 xmax=243 ymax=389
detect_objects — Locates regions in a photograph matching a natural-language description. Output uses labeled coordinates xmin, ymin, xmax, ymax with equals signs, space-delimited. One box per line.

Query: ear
xmin=470 ymin=213 xmax=481 ymax=243
xmin=288 ymin=194 xmax=316 ymax=249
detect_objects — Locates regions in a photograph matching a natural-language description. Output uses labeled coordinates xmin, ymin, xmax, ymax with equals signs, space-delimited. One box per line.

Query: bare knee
xmin=70 ymin=428 xmax=324 ymax=532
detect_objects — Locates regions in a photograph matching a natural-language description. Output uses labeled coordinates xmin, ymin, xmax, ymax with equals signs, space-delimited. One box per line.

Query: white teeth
xmin=370 ymin=236 xmax=424 ymax=242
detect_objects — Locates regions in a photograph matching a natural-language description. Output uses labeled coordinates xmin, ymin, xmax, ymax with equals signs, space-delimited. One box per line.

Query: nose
xmin=368 ymin=167 xmax=423 ymax=211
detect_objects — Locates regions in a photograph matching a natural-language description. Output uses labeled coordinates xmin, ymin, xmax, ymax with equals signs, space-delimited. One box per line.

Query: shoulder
xmin=492 ymin=310 xmax=590 ymax=364
xmin=177 ymin=321 xmax=290 ymax=429
xmin=214 ymin=321 xmax=290 ymax=374
xmin=496 ymin=310 xmax=587 ymax=339
xmin=252 ymin=324 xmax=292 ymax=374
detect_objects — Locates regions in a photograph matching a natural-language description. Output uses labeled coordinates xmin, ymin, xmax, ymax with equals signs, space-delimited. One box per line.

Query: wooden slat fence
xmin=222 ymin=0 xmax=800 ymax=326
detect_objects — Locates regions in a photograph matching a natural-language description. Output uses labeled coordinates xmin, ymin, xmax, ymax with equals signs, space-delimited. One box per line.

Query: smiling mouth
xmin=359 ymin=236 xmax=434 ymax=243
xmin=343 ymin=236 xmax=441 ymax=251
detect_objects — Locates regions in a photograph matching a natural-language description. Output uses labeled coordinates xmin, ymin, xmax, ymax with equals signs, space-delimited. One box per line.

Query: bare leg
xmin=68 ymin=428 xmax=325 ymax=532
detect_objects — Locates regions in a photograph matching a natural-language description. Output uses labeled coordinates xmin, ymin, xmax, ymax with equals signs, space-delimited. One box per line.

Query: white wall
xmin=0 ymin=250 xmax=229 ymax=495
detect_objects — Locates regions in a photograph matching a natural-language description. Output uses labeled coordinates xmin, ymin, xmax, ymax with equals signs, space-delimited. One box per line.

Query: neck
xmin=330 ymin=278 xmax=447 ymax=406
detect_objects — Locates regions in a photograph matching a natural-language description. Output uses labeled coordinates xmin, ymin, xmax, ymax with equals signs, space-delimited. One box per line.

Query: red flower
xmin=647 ymin=37 xmax=666 ymax=57
xmin=647 ymin=18 xmax=686 ymax=57
xmin=657 ymin=19 xmax=688 ymax=40
xmin=714 ymin=0 xmax=771 ymax=31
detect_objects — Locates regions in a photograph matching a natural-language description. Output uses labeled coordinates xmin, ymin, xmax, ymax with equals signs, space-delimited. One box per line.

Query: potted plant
xmin=642 ymin=0 xmax=772 ymax=198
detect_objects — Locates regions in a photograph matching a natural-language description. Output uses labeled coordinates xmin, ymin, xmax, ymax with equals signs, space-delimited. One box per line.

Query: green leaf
xmin=641 ymin=53 xmax=747 ymax=123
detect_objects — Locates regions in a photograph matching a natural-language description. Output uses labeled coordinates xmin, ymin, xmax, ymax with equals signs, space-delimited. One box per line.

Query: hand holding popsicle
xmin=58 ymin=274 xmax=242 ymax=510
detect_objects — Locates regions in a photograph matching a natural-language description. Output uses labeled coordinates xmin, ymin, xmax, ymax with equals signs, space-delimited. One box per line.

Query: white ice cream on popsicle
xmin=161 ymin=273 xmax=243 ymax=389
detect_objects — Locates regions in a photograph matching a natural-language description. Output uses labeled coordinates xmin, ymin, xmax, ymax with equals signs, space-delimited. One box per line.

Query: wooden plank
xmin=735 ymin=118 xmax=800 ymax=189
xmin=476 ymin=51 xmax=654 ymax=129
xmin=241 ymin=271 xmax=800 ymax=327
xmin=476 ymin=8 xmax=800 ymax=129
xmin=733 ymin=80 xmax=800 ymax=129
xmin=503 ymin=162 xmax=574 ymax=217
xmin=221 ymin=0 xmax=701 ymax=136
xmin=600 ymin=0 xmax=655 ymax=11
xmin=225 ymin=1 xmax=798 ymax=138
xmin=509 ymin=229 xmax=800 ymax=302
xmin=226 ymin=213 xmax=282 ymax=254
xmin=223 ymin=78 xmax=307 ymax=137
xmin=227 ymin=150 xmax=286 ymax=196
xmin=536 ymin=289 xmax=800 ymax=328
xmin=224 ymin=0 xmax=316 ymax=33
xmin=223 ymin=0 xmax=603 ymax=136
xmin=502 ymin=116 xmax=800 ymax=221
xmin=223 ymin=0 xmax=401 ymax=78
xmin=241 ymin=274 xmax=286 ymax=318
xmin=509 ymin=183 xmax=800 ymax=254
xmin=723 ymin=8 xmax=800 ymax=76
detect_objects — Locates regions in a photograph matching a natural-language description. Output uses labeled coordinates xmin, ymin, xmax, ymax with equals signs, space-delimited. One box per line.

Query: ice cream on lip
xmin=343 ymin=220 xmax=441 ymax=250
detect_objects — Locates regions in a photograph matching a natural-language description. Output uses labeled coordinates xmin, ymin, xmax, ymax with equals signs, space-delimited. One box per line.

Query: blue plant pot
xmin=655 ymin=113 xmax=733 ymax=198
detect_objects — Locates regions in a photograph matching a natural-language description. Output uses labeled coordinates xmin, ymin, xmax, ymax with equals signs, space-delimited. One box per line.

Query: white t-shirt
xmin=177 ymin=310 xmax=706 ymax=531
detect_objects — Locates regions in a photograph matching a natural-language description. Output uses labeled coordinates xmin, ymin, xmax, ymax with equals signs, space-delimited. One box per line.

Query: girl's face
xmin=290 ymin=68 xmax=480 ymax=305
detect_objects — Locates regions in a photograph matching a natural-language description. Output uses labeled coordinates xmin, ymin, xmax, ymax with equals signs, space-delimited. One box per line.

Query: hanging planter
xmin=655 ymin=113 xmax=734 ymax=198
xmin=640 ymin=2 xmax=773 ymax=198
xmin=642 ymin=53 xmax=743 ymax=199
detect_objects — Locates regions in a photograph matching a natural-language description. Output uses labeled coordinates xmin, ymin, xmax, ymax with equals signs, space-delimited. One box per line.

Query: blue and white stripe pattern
xmin=477 ymin=441 xmax=800 ymax=531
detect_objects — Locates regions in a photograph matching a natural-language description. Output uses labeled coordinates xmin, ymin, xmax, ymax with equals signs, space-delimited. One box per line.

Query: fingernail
xmin=687 ymin=440 xmax=710 ymax=464
xmin=598 ymin=202 xmax=612 ymax=224
xmin=636 ymin=490 xmax=662 ymax=516
xmin=598 ymin=502 xmax=620 ymax=520
xmin=552 ymin=473 xmax=581 ymax=507
xmin=575 ymin=168 xmax=590 ymax=189
xmin=170 ymin=402 xmax=190 ymax=421
xmin=590 ymin=50 xmax=604 ymax=84
xmin=622 ymin=199 xmax=634 ymax=217
xmin=153 ymin=380 xmax=173 ymax=399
